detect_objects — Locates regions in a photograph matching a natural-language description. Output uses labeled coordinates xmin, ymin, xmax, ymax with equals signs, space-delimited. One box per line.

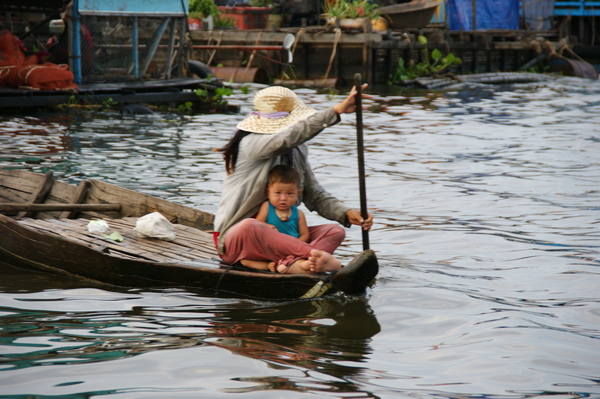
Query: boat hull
xmin=0 ymin=170 xmax=378 ymax=300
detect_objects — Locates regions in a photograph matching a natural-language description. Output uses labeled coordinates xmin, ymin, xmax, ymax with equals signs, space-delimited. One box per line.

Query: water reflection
xmin=0 ymin=268 xmax=380 ymax=396
xmin=1 ymin=77 xmax=600 ymax=398
xmin=209 ymin=299 xmax=380 ymax=393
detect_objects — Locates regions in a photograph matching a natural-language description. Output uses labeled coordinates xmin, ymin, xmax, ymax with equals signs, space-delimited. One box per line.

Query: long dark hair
xmin=215 ymin=129 xmax=251 ymax=174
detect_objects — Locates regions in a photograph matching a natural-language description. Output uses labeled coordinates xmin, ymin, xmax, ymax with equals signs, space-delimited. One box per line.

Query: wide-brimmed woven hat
xmin=236 ymin=86 xmax=316 ymax=134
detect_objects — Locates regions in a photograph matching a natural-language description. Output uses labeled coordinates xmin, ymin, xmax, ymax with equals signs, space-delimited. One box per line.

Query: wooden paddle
xmin=354 ymin=73 xmax=370 ymax=251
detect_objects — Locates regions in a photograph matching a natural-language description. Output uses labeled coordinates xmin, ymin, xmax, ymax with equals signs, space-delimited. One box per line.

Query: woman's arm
xmin=242 ymin=108 xmax=340 ymax=161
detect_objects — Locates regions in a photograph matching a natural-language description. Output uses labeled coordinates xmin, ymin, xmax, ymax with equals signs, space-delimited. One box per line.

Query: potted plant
xmin=188 ymin=0 xmax=220 ymax=30
xmin=322 ymin=0 xmax=381 ymax=30
xmin=217 ymin=0 xmax=272 ymax=30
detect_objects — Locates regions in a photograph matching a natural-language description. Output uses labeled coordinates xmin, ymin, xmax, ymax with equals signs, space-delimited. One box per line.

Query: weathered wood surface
xmin=0 ymin=203 xmax=122 ymax=212
xmin=86 ymin=179 xmax=214 ymax=230
xmin=1 ymin=169 xmax=80 ymax=218
xmin=17 ymin=217 xmax=217 ymax=262
xmin=0 ymin=169 xmax=214 ymax=230
xmin=61 ymin=180 xmax=90 ymax=218
xmin=16 ymin=170 xmax=54 ymax=219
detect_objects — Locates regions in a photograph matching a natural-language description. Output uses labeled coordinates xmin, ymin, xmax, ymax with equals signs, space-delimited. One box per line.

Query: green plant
xmin=322 ymin=0 xmax=379 ymax=20
xmin=102 ymin=97 xmax=117 ymax=109
xmin=189 ymin=0 xmax=219 ymax=18
xmin=177 ymin=101 xmax=194 ymax=113
xmin=525 ymin=64 xmax=549 ymax=74
xmin=250 ymin=0 xmax=272 ymax=6
xmin=213 ymin=14 xmax=236 ymax=28
xmin=389 ymin=35 xmax=462 ymax=83
xmin=195 ymin=86 xmax=233 ymax=105
xmin=195 ymin=88 xmax=209 ymax=99
xmin=214 ymin=87 xmax=233 ymax=104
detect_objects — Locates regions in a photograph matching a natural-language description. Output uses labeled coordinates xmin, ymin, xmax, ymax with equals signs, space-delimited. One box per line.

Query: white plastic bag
xmin=134 ymin=212 xmax=176 ymax=241
xmin=87 ymin=219 xmax=109 ymax=233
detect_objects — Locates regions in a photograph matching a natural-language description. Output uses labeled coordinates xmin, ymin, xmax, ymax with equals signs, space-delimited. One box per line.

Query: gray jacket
xmin=214 ymin=107 xmax=351 ymax=255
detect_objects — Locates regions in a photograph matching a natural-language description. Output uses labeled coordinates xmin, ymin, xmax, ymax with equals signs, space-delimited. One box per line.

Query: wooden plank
xmin=0 ymin=170 xmax=79 ymax=218
xmin=1 ymin=203 xmax=121 ymax=212
xmin=16 ymin=171 xmax=54 ymax=219
xmin=18 ymin=217 xmax=216 ymax=262
xmin=18 ymin=218 xmax=181 ymax=263
xmin=0 ymin=169 xmax=45 ymax=203
xmin=108 ymin=218 xmax=216 ymax=254
xmin=87 ymin=179 xmax=214 ymax=230
xmin=61 ymin=180 xmax=91 ymax=219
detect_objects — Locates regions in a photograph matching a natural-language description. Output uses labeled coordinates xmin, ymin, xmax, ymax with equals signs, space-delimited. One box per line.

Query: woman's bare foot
xmin=309 ymin=250 xmax=341 ymax=272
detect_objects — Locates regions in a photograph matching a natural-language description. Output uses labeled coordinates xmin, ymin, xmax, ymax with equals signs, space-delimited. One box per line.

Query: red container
xmin=217 ymin=6 xmax=270 ymax=30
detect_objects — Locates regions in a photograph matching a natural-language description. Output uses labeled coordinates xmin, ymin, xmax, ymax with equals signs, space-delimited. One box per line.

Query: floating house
xmin=0 ymin=0 xmax=224 ymax=110
xmin=188 ymin=0 xmax=598 ymax=85
xmin=0 ymin=0 xmax=597 ymax=110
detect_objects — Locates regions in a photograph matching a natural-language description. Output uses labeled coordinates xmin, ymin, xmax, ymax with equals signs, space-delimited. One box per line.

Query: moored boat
xmin=0 ymin=169 xmax=378 ymax=300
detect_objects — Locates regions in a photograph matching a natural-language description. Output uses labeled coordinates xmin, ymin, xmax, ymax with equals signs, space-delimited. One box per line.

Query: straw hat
xmin=236 ymin=86 xmax=316 ymax=134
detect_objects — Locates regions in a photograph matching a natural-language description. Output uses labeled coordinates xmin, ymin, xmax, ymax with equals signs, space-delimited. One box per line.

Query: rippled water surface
xmin=1 ymin=76 xmax=599 ymax=398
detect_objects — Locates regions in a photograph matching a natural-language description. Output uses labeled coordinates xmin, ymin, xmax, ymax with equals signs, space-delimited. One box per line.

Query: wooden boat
xmin=0 ymin=169 xmax=378 ymax=300
xmin=380 ymin=0 xmax=440 ymax=29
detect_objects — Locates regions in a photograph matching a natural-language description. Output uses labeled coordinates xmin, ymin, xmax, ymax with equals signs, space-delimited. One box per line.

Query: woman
xmin=214 ymin=85 xmax=373 ymax=274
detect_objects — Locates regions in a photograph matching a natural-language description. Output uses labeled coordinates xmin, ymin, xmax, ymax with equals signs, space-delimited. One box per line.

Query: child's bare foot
xmin=241 ymin=259 xmax=275 ymax=272
xmin=276 ymin=262 xmax=289 ymax=273
xmin=309 ymin=250 xmax=341 ymax=272
xmin=266 ymin=262 xmax=277 ymax=273
xmin=283 ymin=259 xmax=314 ymax=274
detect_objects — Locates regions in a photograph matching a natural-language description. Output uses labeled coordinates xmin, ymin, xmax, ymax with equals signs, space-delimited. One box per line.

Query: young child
xmin=241 ymin=165 xmax=310 ymax=273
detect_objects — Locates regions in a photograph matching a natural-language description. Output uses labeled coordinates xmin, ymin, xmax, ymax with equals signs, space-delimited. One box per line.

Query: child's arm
xmin=255 ymin=201 xmax=278 ymax=231
xmin=255 ymin=201 xmax=270 ymax=223
xmin=297 ymin=209 xmax=310 ymax=242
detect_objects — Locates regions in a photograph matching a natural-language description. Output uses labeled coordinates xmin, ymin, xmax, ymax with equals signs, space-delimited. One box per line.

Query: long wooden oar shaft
xmin=0 ymin=203 xmax=121 ymax=212
xmin=354 ymin=73 xmax=370 ymax=251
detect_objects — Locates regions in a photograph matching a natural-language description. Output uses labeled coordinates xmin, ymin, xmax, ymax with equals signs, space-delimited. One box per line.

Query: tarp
xmin=522 ymin=0 xmax=555 ymax=30
xmin=0 ymin=30 xmax=77 ymax=91
xmin=447 ymin=0 xmax=519 ymax=30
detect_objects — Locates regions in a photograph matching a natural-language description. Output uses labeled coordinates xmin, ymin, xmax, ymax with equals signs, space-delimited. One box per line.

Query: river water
xmin=0 ymin=76 xmax=599 ymax=398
